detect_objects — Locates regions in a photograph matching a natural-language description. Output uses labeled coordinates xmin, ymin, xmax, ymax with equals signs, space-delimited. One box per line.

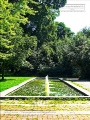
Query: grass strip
xmin=0 ymin=77 xmax=34 ymax=92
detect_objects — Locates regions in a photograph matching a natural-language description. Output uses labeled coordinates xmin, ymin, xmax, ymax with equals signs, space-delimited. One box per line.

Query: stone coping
xmin=0 ymin=77 xmax=90 ymax=99
xmin=59 ymin=78 xmax=90 ymax=96
xmin=1 ymin=103 xmax=90 ymax=106
xmin=0 ymin=77 xmax=36 ymax=97
xmin=0 ymin=96 xmax=90 ymax=100
xmin=1 ymin=110 xmax=90 ymax=115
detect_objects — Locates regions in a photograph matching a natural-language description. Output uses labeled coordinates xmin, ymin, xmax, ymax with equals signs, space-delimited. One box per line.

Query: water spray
xmin=45 ymin=75 xmax=49 ymax=96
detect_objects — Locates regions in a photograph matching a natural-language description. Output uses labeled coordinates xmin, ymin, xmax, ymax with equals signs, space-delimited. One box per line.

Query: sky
xmin=55 ymin=0 xmax=90 ymax=34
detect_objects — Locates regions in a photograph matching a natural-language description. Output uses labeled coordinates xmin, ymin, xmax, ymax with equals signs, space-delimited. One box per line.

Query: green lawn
xmin=0 ymin=77 xmax=34 ymax=92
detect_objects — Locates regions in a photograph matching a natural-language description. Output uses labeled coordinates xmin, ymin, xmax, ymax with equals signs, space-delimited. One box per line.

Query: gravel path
xmin=76 ymin=82 xmax=90 ymax=88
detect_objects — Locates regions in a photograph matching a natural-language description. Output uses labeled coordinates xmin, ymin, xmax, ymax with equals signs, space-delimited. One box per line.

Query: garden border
xmin=0 ymin=77 xmax=37 ymax=97
xmin=0 ymin=77 xmax=90 ymax=100
xmin=59 ymin=78 xmax=90 ymax=96
xmin=0 ymin=96 xmax=90 ymax=100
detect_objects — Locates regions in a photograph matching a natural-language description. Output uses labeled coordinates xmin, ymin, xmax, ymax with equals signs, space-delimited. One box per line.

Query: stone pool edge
xmin=0 ymin=77 xmax=37 ymax=97
xmin=59 ymin=78 xmax=90 ymax=96
xmin=0 ymin=77 xmax=90 ymax=99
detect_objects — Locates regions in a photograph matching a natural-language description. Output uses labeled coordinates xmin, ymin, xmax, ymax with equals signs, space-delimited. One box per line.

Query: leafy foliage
xmin=0 ymin=0 xmax=89 ymax=79
xmin=56 ymin=22 xmax=74 ymax=39
xmin=68 ymin=31 xmax=90 ymax=78
xmin=0 ymin=0 xmax=36 ymax=79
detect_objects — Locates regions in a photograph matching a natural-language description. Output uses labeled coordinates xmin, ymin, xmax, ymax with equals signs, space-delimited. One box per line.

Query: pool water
xmin=8 ymin=79 xmax=84 ymax=96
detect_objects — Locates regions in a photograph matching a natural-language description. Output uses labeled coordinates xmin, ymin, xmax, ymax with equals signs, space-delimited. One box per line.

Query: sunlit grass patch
xmin=0 ymin=77 xmax=34 ymax=92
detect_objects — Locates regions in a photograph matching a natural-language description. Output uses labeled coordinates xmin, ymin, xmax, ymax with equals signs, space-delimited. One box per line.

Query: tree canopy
xmin=0 ymin=0 xmax=36 ymax=79
xmin=0 ymin=0 xmax=90 ymax=80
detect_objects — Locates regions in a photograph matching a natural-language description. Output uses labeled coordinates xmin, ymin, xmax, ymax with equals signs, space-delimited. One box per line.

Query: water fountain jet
xmin=45 ymin=75 xmax=49 ymax=96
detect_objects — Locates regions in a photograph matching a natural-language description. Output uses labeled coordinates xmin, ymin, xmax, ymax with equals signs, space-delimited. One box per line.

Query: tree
xmin=7 ymin=34 xmax=37 ymax=75
xmin=0 ymin=0 xmax=36 ymax=79
xmin=82 ymin=27 xmax=90 ymax=38
xmin=37 ymin=0 xmax=67 ymax=9
xmin=68 ymin=32 xmax=90 ymax=78
xmin=17 ymin=0 xmax=67 ymax=74
xmin=55 ymin=22 xmax=74 ymax=39
xmin=0 ymin=0 xmax=67 ymax=78
xmin=22 ymin=4 xmax=59 ymax=73
xmin=22 ymin=0 xmax=67 ymax=45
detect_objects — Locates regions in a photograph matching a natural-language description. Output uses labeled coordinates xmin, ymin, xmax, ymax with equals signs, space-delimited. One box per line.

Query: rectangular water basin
xmin=7 ymin=78 xmax=84 ymax=96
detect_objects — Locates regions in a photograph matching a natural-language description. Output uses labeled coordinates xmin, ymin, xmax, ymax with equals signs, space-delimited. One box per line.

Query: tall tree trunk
xmin=2 ymin=61 xmax=4 ymax=80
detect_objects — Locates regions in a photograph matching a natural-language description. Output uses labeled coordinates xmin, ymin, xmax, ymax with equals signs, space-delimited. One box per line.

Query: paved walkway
xmin=1 ymin=110 xmax=90 ymax=115
xmin=1 ymin=80 xmax=90 ymax=120
xmin=1 ymin=113 xmax=90 ymax=120
xmin=74 ymin=81 xmax=90 ymax=92
xmin=1 ymin=103 xmax=90 ymax=120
